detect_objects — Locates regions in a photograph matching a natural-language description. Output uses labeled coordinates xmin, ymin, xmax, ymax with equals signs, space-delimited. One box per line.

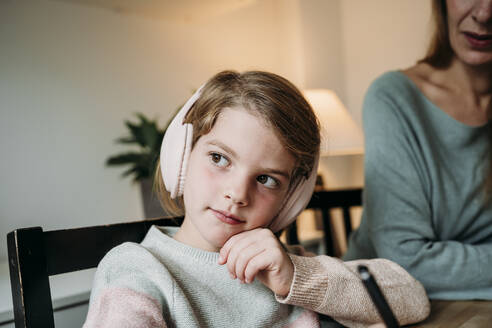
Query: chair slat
xmin=8 ymin=227 xmax=55 ymax=328
xmin=320 ymin=208 xmax=335 ymax=256
xmin=44 ymin=217 xmax=182 ymax=275
xmin=307 ymin=189 xmax=362 ymax=209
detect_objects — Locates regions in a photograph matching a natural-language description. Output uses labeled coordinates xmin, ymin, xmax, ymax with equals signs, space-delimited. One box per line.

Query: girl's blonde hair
xmin=154 ymin=70 xmax=320 ymax=216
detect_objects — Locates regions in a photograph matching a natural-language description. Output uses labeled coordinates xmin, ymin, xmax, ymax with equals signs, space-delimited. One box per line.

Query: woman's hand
xmin=218 ymin=228 xmax=294 ymax=297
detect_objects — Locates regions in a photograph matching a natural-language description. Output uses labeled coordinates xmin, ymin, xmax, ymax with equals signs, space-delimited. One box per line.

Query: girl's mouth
xmin=463 ymin=32 xmax=492 ymax=49
xmin=211 ymin=209 xmax=245 ymax=225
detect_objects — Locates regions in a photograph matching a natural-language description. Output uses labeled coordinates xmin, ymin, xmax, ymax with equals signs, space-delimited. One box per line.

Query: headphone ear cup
xmin=176 ymin=123 xmax=193 ymax=196
xmin=160 ymin=119 xmax=193 ymax=198
xmin=269 ymin=155 xmax=319 ymax=233
xmin=160 ymin=86 xmax=203 ymax=198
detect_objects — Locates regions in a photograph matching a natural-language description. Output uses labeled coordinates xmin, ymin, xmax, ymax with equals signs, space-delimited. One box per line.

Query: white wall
xmin=340 ymin=0 xmax=432 ymax=124
xmin=297 ymin=0 xmax=345 ymax=95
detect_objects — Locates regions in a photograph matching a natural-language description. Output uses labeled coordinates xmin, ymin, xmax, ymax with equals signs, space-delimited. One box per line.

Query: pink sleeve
xmin=83 ymin=287 xmax=166 ymax=328
xmin=283 ymin=309 xmax=320 ymax=328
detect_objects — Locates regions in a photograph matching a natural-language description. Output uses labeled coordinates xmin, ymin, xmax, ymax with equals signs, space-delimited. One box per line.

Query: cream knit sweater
xmin=83 ymin=226 xmax=429 ymax=327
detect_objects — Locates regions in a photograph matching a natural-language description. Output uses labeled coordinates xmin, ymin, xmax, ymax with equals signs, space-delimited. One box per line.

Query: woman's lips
xmin=211 ymin=209 xmax=245 ymax=225
xmin=463 ymin=32 xmax=492 ymax=49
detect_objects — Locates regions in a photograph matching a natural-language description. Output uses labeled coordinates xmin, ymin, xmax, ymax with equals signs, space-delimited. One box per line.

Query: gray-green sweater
xmin=344 ymin=71 xmax=492 ymax=300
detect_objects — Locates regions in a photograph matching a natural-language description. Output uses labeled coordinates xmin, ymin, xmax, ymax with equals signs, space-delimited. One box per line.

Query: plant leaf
xmin=106 ymin=152 xmax=147 ymax=166
xmin=115 ymin=137 xmax=137 ymax=144
xmin=124 ymin=120 xmax=147 ymax=148
xmin=106 ymin=110 xmax=179 ymax=181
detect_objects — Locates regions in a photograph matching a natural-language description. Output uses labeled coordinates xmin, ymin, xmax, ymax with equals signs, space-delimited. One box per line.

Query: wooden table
xmin=409 ymin=300 xmax=492 ymax=327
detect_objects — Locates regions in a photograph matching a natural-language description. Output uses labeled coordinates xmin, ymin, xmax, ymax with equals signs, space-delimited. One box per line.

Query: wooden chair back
xmin=7 ymin=217 xmax=182 ymax=328
xmin=286 ymin=188 xmax=363 ymax=256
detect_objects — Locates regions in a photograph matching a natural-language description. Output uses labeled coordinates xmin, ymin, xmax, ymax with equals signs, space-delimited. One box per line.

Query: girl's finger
xmin=219 ymin=228 xmax=262 ymax=265
xmin=219 ymin=230 xmax=249 ymax=264
xmin=226 ymin=234 xmax=258 ymax=279
xmin=229 ymin=230 xmax=280 ymax=282
xmin=243 ymin=250 xmax=270 ymax=283
xmin=233 ymin=244 xmax=265 ymax=282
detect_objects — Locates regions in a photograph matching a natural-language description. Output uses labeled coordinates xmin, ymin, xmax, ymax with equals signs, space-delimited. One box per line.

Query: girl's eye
xmin=210 ymin=153 xmax=230 ymax=167
xmin=257 ymin=175 xmax=279 ymax=189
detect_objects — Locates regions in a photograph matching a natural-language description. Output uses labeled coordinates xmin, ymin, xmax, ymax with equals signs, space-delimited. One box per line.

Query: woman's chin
xmin=457 ymin=52 xmax=492 ymax=67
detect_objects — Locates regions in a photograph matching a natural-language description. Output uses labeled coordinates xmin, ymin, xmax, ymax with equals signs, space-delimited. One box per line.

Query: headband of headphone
xmin=160 ymin=85 xmax=319 ymax=232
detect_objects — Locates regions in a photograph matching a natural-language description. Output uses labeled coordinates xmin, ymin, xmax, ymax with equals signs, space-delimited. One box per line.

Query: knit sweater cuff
xmin=276 ymin=254 xmax=327 ymax=310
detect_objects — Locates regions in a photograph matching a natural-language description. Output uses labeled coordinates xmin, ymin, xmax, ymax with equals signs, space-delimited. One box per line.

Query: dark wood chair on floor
xmin=7 ymin=216 xmax=182 ymax=328
xmin=286 ymin=188 xmax=363 ymax=256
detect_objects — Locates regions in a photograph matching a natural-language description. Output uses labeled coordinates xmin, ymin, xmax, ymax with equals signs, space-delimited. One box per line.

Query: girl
xmin=84 ymin=70 xmax=429 ymax=327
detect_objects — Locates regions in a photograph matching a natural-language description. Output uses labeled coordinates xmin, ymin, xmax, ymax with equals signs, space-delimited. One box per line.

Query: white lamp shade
xmin=303 ymin=89 xmax=364 ymax=156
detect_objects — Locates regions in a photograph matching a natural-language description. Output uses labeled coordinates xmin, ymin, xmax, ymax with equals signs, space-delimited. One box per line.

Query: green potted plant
xmin=106 ymin=112 xmax=172 ymax=218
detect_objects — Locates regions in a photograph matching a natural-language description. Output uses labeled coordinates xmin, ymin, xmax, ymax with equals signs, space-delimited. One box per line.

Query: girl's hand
xmin=218 ymin=228 xmax=294 ymax=297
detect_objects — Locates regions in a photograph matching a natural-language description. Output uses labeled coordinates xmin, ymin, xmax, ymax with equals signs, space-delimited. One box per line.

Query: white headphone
xmin=160 ymin=86 xmax=319 ymax=232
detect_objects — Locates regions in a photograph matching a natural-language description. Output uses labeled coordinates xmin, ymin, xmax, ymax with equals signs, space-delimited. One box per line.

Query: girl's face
xmin=178 ymin=107 xmax=296 ymax=252
xmin=447 ymin=0 xmax=492 ymax=67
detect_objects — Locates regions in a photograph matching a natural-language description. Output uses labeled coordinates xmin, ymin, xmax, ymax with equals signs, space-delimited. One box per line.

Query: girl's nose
xmin=224 ymin=176 xmax=250 ymax=207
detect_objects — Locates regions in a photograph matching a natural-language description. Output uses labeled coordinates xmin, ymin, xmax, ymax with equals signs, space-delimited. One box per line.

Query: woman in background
xmin=345 ymin=0 xmax=492 ymax=300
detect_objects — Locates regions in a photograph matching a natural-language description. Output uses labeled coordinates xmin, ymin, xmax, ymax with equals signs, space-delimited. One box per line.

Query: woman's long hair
xmin=419 ymin=0 xmax=454 ymax=68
